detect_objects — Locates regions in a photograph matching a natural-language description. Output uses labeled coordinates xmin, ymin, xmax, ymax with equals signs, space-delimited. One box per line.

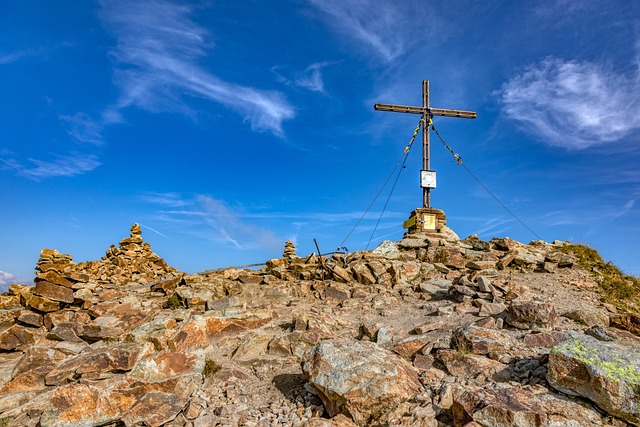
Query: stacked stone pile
xmin=75 ymin=223 xmax=180 ymax=285
xmin=261 ymin=233 xmax=577 ymax=294
xmin=283 ymin=240 xmax=298 ymax=260
xmin=0 ymin=224 xmax=638 ymax=426
xmin=0 ymin=224 xmax=183 ymax=352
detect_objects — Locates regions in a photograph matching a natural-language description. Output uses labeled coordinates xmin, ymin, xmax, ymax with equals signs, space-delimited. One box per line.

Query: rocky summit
xmin=0 ymin=223 xmax=639 ymax=426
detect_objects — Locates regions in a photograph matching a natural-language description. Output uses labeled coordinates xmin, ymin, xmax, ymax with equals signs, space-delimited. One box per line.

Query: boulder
xmin=33 ymin=281 xmax=74 ymax=304
xmin=564 ymin=309 xmax=609 ymax=327
xmin=121 ymin=391 xmax=186 ymax=427
xmin=372 ymin=240 xmax=400 ymax=259
xmin=26 ymin=294 xmax=61 ymax=312
xmin=437 ymin=350 xmax=508 ymax=380
xmin=301 ymin=340 xmax=421 ymax=426
xmin=435 ymin=247 xmax=467 ymax=269
xmin=547 ymin=331 xmax=640 ymax=425
xmin=452 ymin=325 xmax=511 ymax=356
xmin=168 ymin=311 xmax=273 ymax=351
xmin=0 ymin=325 xmax=42 ymax=351
xmin=452 ymin=384 xmax=548 ymax=426
xmin=129 ymin=350 xmax=204 ymax=383
xmin=506 ymin=300 xmax=557 ymax=329
xmin=350 ymin=264 xmax=375 ymax=286
xmin=45 ymin=344 xmax=143 ymax=386
xmin=39 ymin=383 xmax=136 ymax=427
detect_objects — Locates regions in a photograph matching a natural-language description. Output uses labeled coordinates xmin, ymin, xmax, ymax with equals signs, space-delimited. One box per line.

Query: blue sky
xmin=1 ymin=0 xmax=639 ymax=289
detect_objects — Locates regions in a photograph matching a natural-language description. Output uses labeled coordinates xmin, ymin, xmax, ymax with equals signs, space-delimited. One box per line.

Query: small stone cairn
xmin=283 ymin=240 xmax=298 ymax=260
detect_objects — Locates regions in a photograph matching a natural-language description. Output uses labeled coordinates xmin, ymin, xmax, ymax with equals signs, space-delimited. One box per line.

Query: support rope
xmin=338 ymin=119 xmax=422 ymax=250
xmin=430 ymin=121 xmax=543 ymax=241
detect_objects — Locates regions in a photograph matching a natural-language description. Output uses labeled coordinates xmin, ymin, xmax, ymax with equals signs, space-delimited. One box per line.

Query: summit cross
xmin=374 ymin=80 xmax=476 ymax=209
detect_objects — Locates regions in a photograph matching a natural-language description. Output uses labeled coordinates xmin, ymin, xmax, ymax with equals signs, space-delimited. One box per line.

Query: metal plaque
xmin=422 ymin=213 xmax=437 ymax=231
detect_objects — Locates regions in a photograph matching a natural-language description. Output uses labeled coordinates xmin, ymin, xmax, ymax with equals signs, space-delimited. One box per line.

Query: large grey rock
xmin=547 ymin=331 xmax=640 ymax=425
xmin=372 ymin=240 xmax=400 ymax=259
xmin=301 ymin=340 xmax=422 ymax=426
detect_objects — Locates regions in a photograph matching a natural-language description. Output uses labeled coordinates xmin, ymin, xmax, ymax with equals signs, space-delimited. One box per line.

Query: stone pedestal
xmin=403 ymin=208 xmax=447 ymax=234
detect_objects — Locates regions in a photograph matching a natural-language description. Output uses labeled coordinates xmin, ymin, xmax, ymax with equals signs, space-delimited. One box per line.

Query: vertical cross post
xmin=374 ymin=80 xmax=476 ymax=211
xmin=422 ymin=80 xmax=430 ymax=208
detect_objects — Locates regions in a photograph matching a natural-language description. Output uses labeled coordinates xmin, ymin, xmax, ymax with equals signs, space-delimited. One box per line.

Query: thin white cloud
xmin=144 ymin=194 xmax=282 ymax=250
xmin=20 ymin=153 xmax=101 ymax=179
xmin=612 ymin=199 xmax=636 ymax=219
xmin=533 ymin=0 xmax=595 ymax=20
xmin=137 ymin=192 xmax=193 ymax=208
xmin=0 ymin=156 xmax=22 ymax=172
xmin=60 ymin=112 xmax=106 ymax=145
xmin=138 ymin=223 xmax=169 ymax=238
xmin=99 ymin=0 xmax=295 ymax=136
xmin=0 ymin=52 xmax=27 ymax=65
xmin=498 ymin=56 xmax=640 ymax=150
xmin=272 ymin=62 xmax=334 ymax=93
xmin=307 ymin=0 xmax=418 ymax=62
xmin=297 ymin=62 xmax=340 ymax=93
xmin=0 ymin=49 xmax=40 ymax=65
xmin=141 ymin=191 xmax=405 ymax=250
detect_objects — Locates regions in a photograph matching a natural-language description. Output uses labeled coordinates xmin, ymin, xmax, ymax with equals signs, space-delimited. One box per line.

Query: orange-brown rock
xmin=452 ymin=384 xmax=548 ymax=426
xmin=26 ymin=294 xmax=61 ymax=312
xmin=39 ymin=383 xmax=136 ymax=427
xmin=33 ymin=281 xmax=74 ymax=304
xmin=168 ymin=311 xmax=274 ymax=351
xmin=45 ymin=344 xmax=142 ymax=386
xmin=16 ymin=310 xmax=43 ymax=327
xmin=0 ymin=295 xmax=21 ymax=310
xmin=121 ymin=391 xmax=186 ymax=427
xmin=35 ymin=271 xmax=73 ymax=288
xmin=129 ymin=350 xmax=203 ymax=382
xmin=437 ymin=350 xmax=508 ymax=380
xmin=0 ymin=324 xmax=42 ymax=351
xmin=452 ymin=325 xmax=512 ymax=356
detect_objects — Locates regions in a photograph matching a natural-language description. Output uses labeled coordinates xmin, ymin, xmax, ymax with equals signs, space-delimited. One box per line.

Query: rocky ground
xmin=0 ymin=224 xmax=639 ymax=426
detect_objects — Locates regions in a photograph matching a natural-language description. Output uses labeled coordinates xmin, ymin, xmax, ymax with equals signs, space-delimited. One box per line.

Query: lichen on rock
xmin=548 ymin=331 xmax=640 ymax=425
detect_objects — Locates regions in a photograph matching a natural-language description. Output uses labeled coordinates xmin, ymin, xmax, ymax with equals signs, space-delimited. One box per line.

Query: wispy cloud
xmin=60 ymin=112 xmax=106 ymax=145
xmin=99 ymin=0 xmax=295 ymax=136
xmin=611 ymin=199 xmax=636 ymax=219
xmin=144 ymin=194 xmax=282 ymax=250
xmin=19 ymin=153 xmax=101 ymax=180
xmin=141 ymin=191 xmax=406 ymax=250
xmin=138 ymin=223 xmax=169 ymax=238
xmin=498 ymin=56 xmax=640 ymax=150
xmin=0 ymin=155 xmax=22 ymax=172
xmin=307 ymin=0 xmax=420 ymax=62
xmin=273 ymin=62 xmax=337 ymax=93
xmin=0 ymin=48 xmax=41 ymax=65
xmin=296 ymin=63 xmax=329 ymax=92
xmin=137 ymin=191 xmax=194 ymax=208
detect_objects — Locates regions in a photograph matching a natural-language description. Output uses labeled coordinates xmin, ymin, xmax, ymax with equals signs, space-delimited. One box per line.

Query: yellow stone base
xmin=403 ymin=208 xmax=447 ymax=234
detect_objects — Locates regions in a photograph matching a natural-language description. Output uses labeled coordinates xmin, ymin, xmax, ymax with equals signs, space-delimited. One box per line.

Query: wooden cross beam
xmin=374 ymin=80 xmax=476 ymax=209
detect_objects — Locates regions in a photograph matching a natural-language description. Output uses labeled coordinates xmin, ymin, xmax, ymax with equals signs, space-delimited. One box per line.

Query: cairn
xmin=283 ymin=240 xmax=298 ymax=260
